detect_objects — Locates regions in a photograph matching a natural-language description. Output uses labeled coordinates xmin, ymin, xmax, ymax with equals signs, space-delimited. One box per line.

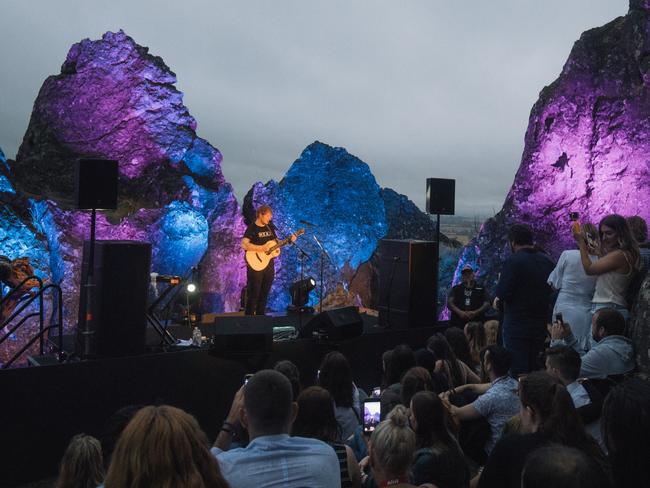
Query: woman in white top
xmin=573 ymin=214 xmax=640 ymax=322
xmin=548 ymin=223 xmax=599 ymax=352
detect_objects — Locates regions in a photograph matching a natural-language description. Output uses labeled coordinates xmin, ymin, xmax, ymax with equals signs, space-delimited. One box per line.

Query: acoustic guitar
xmin=245 ymin=228 xmax=305 ymax=271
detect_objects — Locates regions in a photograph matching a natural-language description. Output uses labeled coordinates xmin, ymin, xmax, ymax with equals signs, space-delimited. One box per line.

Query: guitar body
xmin=245 ymin=241 xmax=281 ymax=271
xmin=244 ymin=228 xmax=305 ymax=272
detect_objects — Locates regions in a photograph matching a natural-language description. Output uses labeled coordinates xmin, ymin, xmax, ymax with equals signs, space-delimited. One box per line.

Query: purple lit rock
xmin=456 ymin=1 xmax=650 ymax=297
xmin=12 ymin=31 xmax=245 ymax=327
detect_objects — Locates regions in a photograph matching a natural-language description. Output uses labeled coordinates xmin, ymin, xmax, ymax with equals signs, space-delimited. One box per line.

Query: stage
xmin=0 ymin=312 xmax=444 ymax=486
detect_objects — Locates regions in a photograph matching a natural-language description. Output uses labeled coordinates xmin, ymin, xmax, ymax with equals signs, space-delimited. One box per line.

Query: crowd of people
xmin=52 ymin=213 xmax=650 ymax=488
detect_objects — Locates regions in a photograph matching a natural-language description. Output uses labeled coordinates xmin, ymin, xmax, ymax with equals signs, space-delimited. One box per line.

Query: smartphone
xmin=363 ymin=399 xmax=382 ymax=434
xmin=372 ymin=387 xmax=381 ymax=398
xmin=244 ymin=373 xmax=254 ymax=385
xmin=569 ymin=212 xmax=579 ymax=221
xmin=555 ymin=313 xmax=563 ymax=324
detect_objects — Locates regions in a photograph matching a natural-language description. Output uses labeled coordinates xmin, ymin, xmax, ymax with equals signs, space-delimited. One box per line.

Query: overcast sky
xmin=0 ymin=0 xmax=628 ymax=216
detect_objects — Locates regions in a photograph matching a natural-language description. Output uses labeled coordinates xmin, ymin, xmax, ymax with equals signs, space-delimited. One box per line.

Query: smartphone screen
xmin=363 ymin=399 xmax=381 ymax=433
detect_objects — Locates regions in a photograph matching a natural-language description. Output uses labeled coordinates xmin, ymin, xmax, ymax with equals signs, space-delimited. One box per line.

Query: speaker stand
xmin=78 ymin=208 xmax=97 ymax=359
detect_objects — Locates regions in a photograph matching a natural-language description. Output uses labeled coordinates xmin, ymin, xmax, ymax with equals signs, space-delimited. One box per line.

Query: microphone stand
xmin=292 ymin=241 xmax=310 ymax=329
xmin=312 ymin=235 xmax=334 ymax=314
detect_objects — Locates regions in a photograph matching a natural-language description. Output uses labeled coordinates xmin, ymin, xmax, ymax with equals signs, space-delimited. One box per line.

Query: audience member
xmin=545 ymin=346 xmax=604 ymax=447
xmin=625 ymin=215 xmax=650 ymax=308
xmin=494 ymin=224 xmax=555 ymax=375
xmin=447 ymin=264 xmax=489 ymax=328
xmin=444 ymin=326 xmax=475 ymax=372
xmin=409 ymin=391 xmax=470 ymax=488
xmin=442 ymin=345 xmax=519 ymax=455
xmin=478 ymin=371 xmax=604 ymax=488
xmin=104 ymin=405 xmax=229 ymax=488
xmin=274 ymin=359 xmax=302 ymax=401
xmin=463 ymin=321 xmax=487 ymax=371
xmin=380 ymin=344 xmax=416 ymax=419
xmin=366 ymin=405 xmax=418 ymax=488
xmin=56 ymin=434 xmax=104 ymax=488
xmin=100 ymin=404 xmax=142 ymax=469
xmin=292 ymin=386 xmax=361 ymax=488
xmin=573 ymin=214 xmax=640 ymax=321
xmin=212 ymin=370 xmax=340 ymax=488
xmin=483 ymin=321 xmax=499 ymax=346
xmin=414 ymin=348 xmax=449 ymax=393
xmin=400 ymin=366 xmax=434 ymax=407
xmin=602 ymin=378 xmax=650 ymax=488
xmin=427 ymin=333 xmax=480 ymax=388
xmin=318 ymin=351 xmax=362 ymax=441
xmin=521 ymin=445 xmax=613 ymax=488
xmin=549 ymin=308 xmax=634 ymax=378
xmin=548 ymin=223 xmax=599 ymax=352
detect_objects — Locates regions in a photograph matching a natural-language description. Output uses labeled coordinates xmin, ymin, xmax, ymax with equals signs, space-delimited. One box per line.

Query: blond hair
xmin=370 ymin=405 xmax=416 ymax=477
xmin=56 ymin=434 xmax=104 ymax=488
xmin=104 ymin=405 xmax=229 ymax=488
xmin=582 ymin=223 xmax=600 ymax=255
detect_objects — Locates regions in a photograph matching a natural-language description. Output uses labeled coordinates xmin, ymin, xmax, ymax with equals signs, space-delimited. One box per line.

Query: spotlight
xmin=186 ymin=283 xmax=197 ymax=293
xmin=289 ymin=277 xmax=316 ymax=309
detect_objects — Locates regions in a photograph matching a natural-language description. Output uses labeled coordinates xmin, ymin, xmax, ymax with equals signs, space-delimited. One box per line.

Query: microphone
xmin=300 ymin=219 xmax=316 ymax=227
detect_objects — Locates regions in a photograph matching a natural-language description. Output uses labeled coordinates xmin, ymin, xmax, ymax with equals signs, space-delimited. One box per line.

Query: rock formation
xmin=10 ymin=31 xmax=245 ymax=328
xmin=243 ymin=141 xmax=461 ymax=313
xmin=456 ymin=1 xmax=650 ymax=296
xmin=243 ymin=142 xmax=389 ymax=311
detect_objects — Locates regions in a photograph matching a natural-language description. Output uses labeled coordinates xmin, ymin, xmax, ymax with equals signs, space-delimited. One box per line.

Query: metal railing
xmin=0 ymin=275 xmax=64 ymax=369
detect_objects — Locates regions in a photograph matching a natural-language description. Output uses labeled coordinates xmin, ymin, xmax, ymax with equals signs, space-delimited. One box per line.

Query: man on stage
xmin=242 ymin=205 xmax=295 ymax=315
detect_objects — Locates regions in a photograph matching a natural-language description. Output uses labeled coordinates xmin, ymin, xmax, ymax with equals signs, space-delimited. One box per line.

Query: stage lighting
xmin=289 ymin=277 xmax=316 ymax=308
xmin=186 ymin=283 xmax=197 ymax=293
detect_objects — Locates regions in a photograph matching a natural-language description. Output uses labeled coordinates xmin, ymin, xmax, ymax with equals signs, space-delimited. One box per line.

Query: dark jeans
xmin=245 ymin=263 xmax=274 ymax=315
xmin=502 ymin=333 xmax=546 ymax=377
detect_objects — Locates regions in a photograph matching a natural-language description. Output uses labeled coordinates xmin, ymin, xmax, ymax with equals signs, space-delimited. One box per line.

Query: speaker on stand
xmin=74 ymin=158 xmax=118 ymax=358
xmin=426 ymin=178 xmax=455 ymax=321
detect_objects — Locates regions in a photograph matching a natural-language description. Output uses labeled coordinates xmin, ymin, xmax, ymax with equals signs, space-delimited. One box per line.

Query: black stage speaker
xmin=377 ymin=239 xmax=437 ymax=328
xmin=77 ymin=240 xmax=151 ymax=357
xmin=75 ymin=158 xmax=118 ymax=210
xmin=300 ymin=306 xmax=363 ymax=341
xmin=426 ymin=178 xmax=455 ymax=215
xmin=212 ymin=315 xmax=273 ymax=353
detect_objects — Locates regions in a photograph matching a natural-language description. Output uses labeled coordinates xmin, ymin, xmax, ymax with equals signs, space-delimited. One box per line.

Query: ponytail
xmin=520 ymin=372 xmax=603 ymax=460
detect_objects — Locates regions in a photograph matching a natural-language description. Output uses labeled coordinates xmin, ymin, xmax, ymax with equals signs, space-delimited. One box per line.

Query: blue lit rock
xmin=243 ymin=141 xmax=388 ymax=311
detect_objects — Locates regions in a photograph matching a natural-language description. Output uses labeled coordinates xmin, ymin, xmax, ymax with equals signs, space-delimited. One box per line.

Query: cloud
xmin=0 ymin=0 xmax=627 ymax=215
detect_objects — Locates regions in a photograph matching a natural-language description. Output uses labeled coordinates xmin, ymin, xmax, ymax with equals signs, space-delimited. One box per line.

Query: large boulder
xmin=243 ymin=141 xmax=460 ymax=314
xmin=243 ymin=141 xmax=388 ymax=311
xmin=11 ymin=31 xmax=245 ymax=328
xmin=456 ymin=1 xmax=650 ymax=294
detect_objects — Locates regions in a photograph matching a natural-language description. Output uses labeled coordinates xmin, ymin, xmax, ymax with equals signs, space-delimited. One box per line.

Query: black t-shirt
xmin=243 ymin=222 xmax=277 ymax=246
xmin=449 ymin=282 xmax=487 ymax=325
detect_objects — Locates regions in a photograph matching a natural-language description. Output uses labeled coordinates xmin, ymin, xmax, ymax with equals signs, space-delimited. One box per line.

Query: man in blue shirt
xmin=211 ymin=369 xmax=341 ymax=488
xmin=441 ymin=345 xmax=519 ymax=455
xmin=494 ymin=224 xmax=555 ymax=375
xmin=549 ymin=308 xmax=635 ymax=379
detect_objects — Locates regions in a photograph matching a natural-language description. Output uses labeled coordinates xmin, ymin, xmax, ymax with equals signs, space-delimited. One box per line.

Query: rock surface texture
xmin=457 ymin=1 xmax=650 ymax=291
xmin=10 ymin=31 xmax=245 ymax=331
